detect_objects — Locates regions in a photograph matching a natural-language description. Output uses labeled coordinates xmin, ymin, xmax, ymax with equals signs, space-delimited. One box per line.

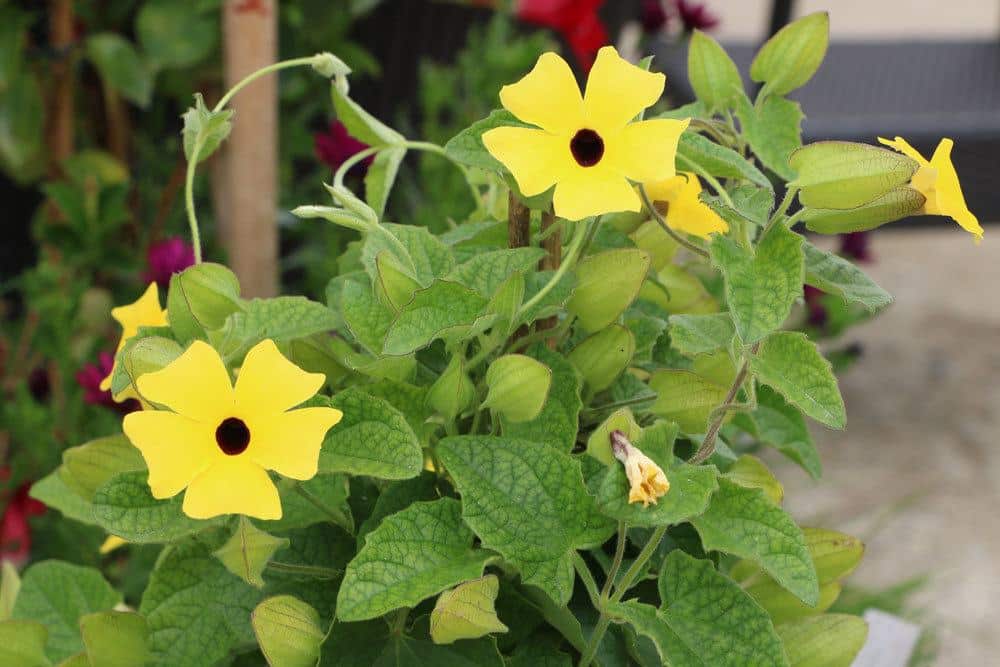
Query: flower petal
xmin=136 ymin=340 xmax=235 ymax=422
xmin=583 ymin=46 xmax=665 ymax=132
xmin=499 ymin=52 xmax=583 ymax=134
xmin=111 ymin=282 xmax=168 ymax=340
xmin=235 ymin=339 xmax=326 ymax=415
xmin=122 ymin=411 xmax=218 ymax=499
xmin=610 ymin=118 xmax=690 ymax=183
xmin=876 ymin=136 xmax=929 ymax=166
xmin=927 ymin=138 xmax=983 ymax=243
xmin=483 ymin=126 xmax=575 ymax=197
xmin=248 ymin=407 xmax=343 ymax=480
xmin=182 ymin=458 xmax=281 ymax=520
xmin=552 ymin=170 xmax=641 ymax=221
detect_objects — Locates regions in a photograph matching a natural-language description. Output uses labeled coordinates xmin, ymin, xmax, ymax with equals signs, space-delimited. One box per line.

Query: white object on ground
xmin=852 ymin=609 xmax=922 ymax=667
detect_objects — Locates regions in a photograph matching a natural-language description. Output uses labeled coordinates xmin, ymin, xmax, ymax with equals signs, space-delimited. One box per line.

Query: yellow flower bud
xmin=610 ymin=430 xmax=670 ymax=508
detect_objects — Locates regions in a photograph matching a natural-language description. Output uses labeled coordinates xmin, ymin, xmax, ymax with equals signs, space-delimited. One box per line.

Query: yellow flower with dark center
xmin=644 ymin=171 xmax=729 ymax=239
xmin=122 ymin=339 xmax=342 ymax=520
xmin=483 ymin=46 xmax=690 ymax=221
xmin=877 ymin=136 xmax=983 ymax=243
xmin=610 ymin=430 xmax=670 ymax=508
xmin=100 ymin=283 xmax=168 ymax=397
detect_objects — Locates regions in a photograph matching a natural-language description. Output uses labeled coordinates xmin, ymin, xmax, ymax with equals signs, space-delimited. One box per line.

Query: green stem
xmin=601 ymin=522 xmax=627 ymax=600
xmin=688 ymin=344 xmax=758 ymax=465
xmin=294 ymin=483 xmax=354 ymax=534
xmin=677 ymin=153 xmax=734 ymax=207
xmin=184 ymin=56 xmax=325 ymax=264
xmin=572 ymin=553 xmax=602 ymax=610
xmin=517 ymin=218 xmax=591 ymax=321
xmin=763 ymin=187 xmax=800 ymax=236
xmin=638 ymin=185 xmax=710 ymax=258
xmin=333 ymin=145 xmax=380 ymax=188
xmin=266 ymin=561 xmax=341 ymax=579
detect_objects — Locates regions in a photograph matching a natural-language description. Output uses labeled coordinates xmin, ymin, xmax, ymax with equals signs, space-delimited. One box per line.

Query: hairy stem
xmin=517 ymin=218 xmax=591 ymax=321
xmin=688 ymin=343 xmax=759 ymax=465
xmin=294 ymin=483 xmax=354 ymax=534
xmin=638 ymin=185 xmax=710 ymax=258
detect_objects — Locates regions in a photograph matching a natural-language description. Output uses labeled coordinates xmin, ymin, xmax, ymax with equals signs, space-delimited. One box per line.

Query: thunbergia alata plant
xmin=12 ymin=12 xmax=981 ymax=667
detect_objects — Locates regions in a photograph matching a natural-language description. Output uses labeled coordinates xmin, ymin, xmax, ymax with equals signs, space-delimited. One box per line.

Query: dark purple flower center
xmin=215 ymin=417 xmax=251 ymax=455
xmin=570 ymin=129 xmax=604 ymax=167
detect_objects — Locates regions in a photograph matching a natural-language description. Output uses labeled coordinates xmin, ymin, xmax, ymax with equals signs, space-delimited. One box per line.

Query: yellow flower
xmin=877 ymin=136 xmax=983 ymax=243
xmin=644 ymin=172 xmax=729 ymax=239
xmin=99 ymin=535 xmax=127 ymax=555
xmin=122 ymin=339 xmax=343 ymax=520
xmin=483 ymin=46 xmax=689 ymax=221
xmin=100 ymin=283 xmax=169 ymax=397
xmin=610 ymin=430 xmax=670 ymax=508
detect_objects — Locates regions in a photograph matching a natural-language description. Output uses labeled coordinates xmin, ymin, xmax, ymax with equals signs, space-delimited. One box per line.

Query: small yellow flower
xmin=122 ymin=339 xmax=342 ymax=520
xmin=877 ymin=136 xmax=983 ymax=243
xmin=483 ymin=46 xmax=689 ymax=221
xmin=644 ymin=172 xmax=729 ymax=239
xmin=99 ymin=535 xmax=127 ymax=555
xmin=100 ymin=282 xmax=169 ymax=396
xmin=610 ymin=430 xmax=670 ymax=508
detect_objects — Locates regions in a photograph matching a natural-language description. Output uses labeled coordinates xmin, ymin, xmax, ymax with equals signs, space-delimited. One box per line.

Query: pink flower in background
xmin=803 ymin=284 xmax=828 ymax=328
xmin=76 ymin=352 xmax=139 ymax=414
xmin=0 ymin=482 xmax=46 ymax=567
xmin=144 ymin=237 xmax=195 ymax=289
xmin=839 ymin=232 xmax=873 ymax=263
xmin=675 ymin=0 xmax=719 ymax=32
xmin=517 ymin=0 xmax=608 ymax=71
xmin=315 ymin=121 xmax=373 ymax=174
xmin=640 ymin=0 xmax=669 ymax=33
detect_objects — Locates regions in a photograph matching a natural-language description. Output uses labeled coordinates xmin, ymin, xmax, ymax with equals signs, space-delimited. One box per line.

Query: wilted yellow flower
xmin=877 ymin=136 xmax=983 ymax=243
xmin=122 ymin=339 xmax=342 ymax=520
xmin=100 ymin=283 xmax=168 ymax=397
xmin=610 ymin=430 xmax=670 ymax=507
xmin=644 ymin=172 xmax=729 ymax=239
xmin=483 ymin=46 xmax=689 ymax=221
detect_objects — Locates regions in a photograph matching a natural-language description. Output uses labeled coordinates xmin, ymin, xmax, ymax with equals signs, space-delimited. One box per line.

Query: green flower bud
xmin=789 ymin=141 xmax=919 ymax=209
xmin=803 ymin=186 xmax=926 ymax=234
xmin=374 ymin=252 xmax=421 ymax=311
xmin=630 ymin=220 xmax=679 ymax=271
xmin=586 ymin=408 xmax=642 ymax=465
xmin=166 ymin=263 xmax=243 ymax=342
xmin=482 ymin=354 xmax=551 ymax=423
xmin=427 ymin=356 xmax=476 ymax=420
xmin=311 ymin=52 xmax=351 ymax=79
xmin=109 ymin=335 xmax=183 ymax=399
xmin=567 ymin=325 xmax=635 ymax=393
xmin=568 ymin=249 xmax=650 ymax=332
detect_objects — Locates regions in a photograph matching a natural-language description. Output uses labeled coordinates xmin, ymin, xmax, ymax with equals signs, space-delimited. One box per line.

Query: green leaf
xmin=340 ymin=276 xmax=395 ymax=354
xmin=212 ymin=297 xmax=339 ymax=362
xmin=711 ymin=221 xmax=803 ymax=344
xmin=0 ymin=68 xmax=45 ymax=181
xmin=669 ymin=313 xmax=735 ymax=357
xmin=777 ymin=614 xmax=868 ymax=667
xmin=611 ymin=601 xmax=700 ymax=667
xmin=213 ymin=517 xmax=290 ymax=588
xmin=586 ymin=408 xmax=642 ymax=465
xmin=374 ymin=251 xmax=422 ymax=311
xmin=109 ymin=335 xmax=183 ymax=399
xmin=92 ymin=471 xmax=219 ymax=543
xmin=750 ymin=12 xmax=829 ymax=96
xmin=337 ymin=499 xmax=491 ymax=621
xmin=648 ymin=370 xmax=728 ymax=434
xmin=725 ymin=455 xmax=783 ymax=504
xmin=364 ymin=224 xmax=455 ymax=287
xmin=0 ymin=562 xmax=19 ymax=622
xmin=318 ymin=389 xmax=423 ymax=479
xmin=687 ymin=30 xmax=743 ymax=113
xmin=320 ymin=618 xmax=504 ymax=667
xmin=0 ymin=620 xmax=51 ymax=667
xmin=365 ymin=146 xmax=406 ymax=219
xmin=60 ymin=435 xmax=145 ymax=501
xmin=181 ymin=94 xmax=233 ymax=164
xmin=803 ymin=186 xmax=925 ymax=234
xmin=500 ymin=345 xmax=582 ymax=453
xmin=657 ymin=550 xmax=790 ymax=666
xmin=438 ymin=436 xmax=614 ymax=604
xmin=751 ymin=332 xmax=845 ymax=429
xmin=483 ymin=354 xmax=552 ymax=423
xmin=140 ymin=537 xmax=260 ymax=666
xmin=802 ymin=240 xmax=892 ymax=312
xmin=252 ymin=596 xmax=325 ymax=667
xmin=677 ymin=132 xmax=772 ymax=190
xmin=691 ymin=477 xmax=819 ymax=605
xmin=13 ymin=561 xmax=121 ymax=663
xmin=331 ymin=85 xmax=405 ymax=147
xmin=264 ymin=474 xmax=352 ymax=534
xmin=568 ymin=249 xmax=650 ymax=332
xmin=521 ymin=270 xmax=577 ymax=324
xmin=356 ymin=473 xmax=438 ymax=542
xmin=430 ymin=575 xmax=508 ymax=645
xmin=743 ymin=386 xmax=821 ymax=479
xmin=567 ymin=325 xmax=635 ymax=393
xmin=506 ymin=639 xmax=572 ymax=667
xmin=382 ymin=281 xmax=487 ymax=356
xmin=85 ymin=34 xmax=152 ymax=107
xmin=447 ymin=248 xmax=546 ymax=298
xmin=789 ymin=141 xmax=918 ymax=209
xmin=735 ymin=93 xmax=803 ymax=181
xmin=167 ymin=262 xmax=243 ymax=343
xmin=29 ymin=472 xmax=97 ymax=526
xmin=136 ymin=0 xmax=216 ymax=68
xmin=444 ymin=109 xmax=527 ymax=174
xmin=79 ymin=611 xmax=150 ymax=667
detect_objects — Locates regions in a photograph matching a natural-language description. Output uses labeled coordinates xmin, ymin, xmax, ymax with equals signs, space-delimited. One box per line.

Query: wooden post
xmin=221 ymin=0 xmax=278 ymax=297
xmin=537 ymin=209 xmax=561 ymax=345
xmin=47 ymin=0 xmax=74 ymax=176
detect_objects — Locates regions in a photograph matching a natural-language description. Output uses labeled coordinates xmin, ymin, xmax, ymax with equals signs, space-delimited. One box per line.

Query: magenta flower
xmin=641 ymin=0 xmax=669 ymax=33
xmin=838 ymin=232 xmax=872 ymax=263
xmin=675 ymin=0 xmax=719 ymax=32
xmin=0 ymin=481 xmax=46 ymax=568
xmin=76 ymin=352 xmax=140 ymax=414
xmin=144 ymin=237 xmax=195 ymax=289
xmin=315 ymin=121 xmax=373 ymax=174
xmin=803 ymin=284 xmax=828 ymax=328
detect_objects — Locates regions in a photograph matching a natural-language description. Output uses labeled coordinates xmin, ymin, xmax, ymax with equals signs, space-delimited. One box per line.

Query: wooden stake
xmin=221 ymin=0 xmax=278 ymax=297
xmin=537 ymin=209 xmax=561 ymax=346
xmin=46 ymin=0 xmax=74 ymax=176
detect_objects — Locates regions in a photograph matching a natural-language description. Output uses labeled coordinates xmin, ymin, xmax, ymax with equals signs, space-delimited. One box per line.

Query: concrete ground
xmin=770 ymin=229 xmax=1000 ymax=666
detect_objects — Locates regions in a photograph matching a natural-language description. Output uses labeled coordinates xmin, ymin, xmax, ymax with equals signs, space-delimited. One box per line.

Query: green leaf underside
xmin=669 ymin=313 xmax=736 ymax=356
xmin=776 ymin=614 xmax=868 ymax=667
xmin=337 ymin=498 xmax=491 ymax=621
xmin=750 ymin=386 xmax=822 ymax=478
xmin=691 ymin=477 xmax=819 ymax=605
xmin=212 ymin=297 xmax=339 ymax=361
xmin=92 ymin=470 xmax=217 ymax=543
xmin=447 ymin=247 xmax=546 ymax=298
xmin=438 ymin=436 xmax=614 ymax=604
xmin=751 ymin=332 xmax=846 ymax=429
xmin=500 ymin=345 xmax=583 ymax=453
xmin=383 ymin=281 xmax=488 ymax=355
xmin=802 ymin=240 xmax=892 ymax=313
